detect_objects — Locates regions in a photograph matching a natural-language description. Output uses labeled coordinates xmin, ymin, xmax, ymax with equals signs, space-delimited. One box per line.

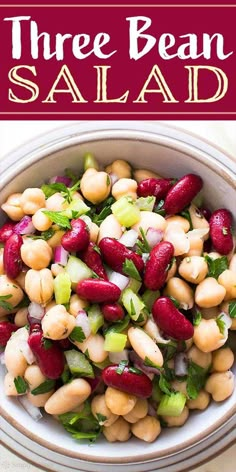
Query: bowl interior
xmin=0 ymin=126 xmax=235 ymax=464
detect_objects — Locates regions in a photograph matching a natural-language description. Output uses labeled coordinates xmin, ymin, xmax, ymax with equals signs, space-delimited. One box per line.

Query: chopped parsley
xmin=14 ymin=376 xmax=28 ymax=394
xmin=205 ymin=255 xmax=229 ymax=279
xmin=122 ymin=259 xmax=141 ymax=281
xmin=0 ymin=294 xmax=13 ymax=312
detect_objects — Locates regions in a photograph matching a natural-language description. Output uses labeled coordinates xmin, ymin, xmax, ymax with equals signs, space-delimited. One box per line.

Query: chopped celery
xmin=152 ymin=376 xmax=163 ymax=403
xmin=88 ymin=305 xmax=104 ymax=334
xmin=62 ymin=199 xmax=90 ymax=219
xmin=112 ymin=197 xmax=140 ymax=227
xmin=65 ymin=256 xmax=92 ymax=285
xmin=53 ymin=272 xmax=71 ymax=305
xmin=142 ymin=289 xmax=160 ymax=311
xmin=83 ymin=152 xmax=99 ymax=171
xmin=122 ymin=288 xmax=145 ymax=321
xmin=105 ymin=315 xmax=130 ymax=335
xmin=157 ymin=392 xmax=186 ymax=417
xmin=127 ymin=277 xmax=142 ymax=294
xmin=136 ymin=196 xmax=155 ymax=211
xmin=104 ymin=332 xmax=127 ymax=352
xmin=65 ymin=350 xmax=94 ymax=378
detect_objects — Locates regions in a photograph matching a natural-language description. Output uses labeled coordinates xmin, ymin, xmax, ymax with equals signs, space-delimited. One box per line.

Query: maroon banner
xmin=0 ymin=3 xmax=236 ymax=119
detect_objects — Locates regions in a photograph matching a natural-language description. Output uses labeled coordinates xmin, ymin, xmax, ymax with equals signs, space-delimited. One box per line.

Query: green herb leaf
xmin=65 ymin=168 xmax=79 ymax=184
xmin=144 ymin=357 xmax=161 ymax=370
xmin=93 ymin=245 xmax=101 ymax=255
xmin=41 ymin=227 xmax=55 ymax=240
xmin=136 ymin=227 xmax=151 ymax=255
xmin=186 ymin=361 xmax=208 ymax=400
xmin=92 ymin=197 xmax=115 ymax=226
xmin=104 ymin=315 xmax=130 ymax=335
xmin=154 ymin=199 xmax=166 ymax=217
xmin=14 ymin=376 xmax=28 ymax=394
xmin=122 ymin=259 xmax=141 ymax=281
xmin=116 ymin=360 xmax=128 ymax=375
xmin=42 ymin=211 xmax=71 ymax=229
xmin=43 ymin=338 xmax=53 ymax=350
xmin=168 ymin=296 xmax=180 ymax=308
xmin=31 ymin=379 xmax=55 ymax=395
xmin=159 ymin=373 xmax=172 ymax=395
xmin=59 ymin=402 xmax=101 ymax=442
xmin=41 ymin=183 xmax=69 ymax=200
xmin=229 ymin=301 xmax=236 ymax=319
xmin=205 ymin=255 xmax=229 ymax=279
xmin=158 ymin=342 xmax=178 ymax=362
xmin=69 ymin=326 xmax=86 ymax=343
xmin=180 ymin=209 xmax=193 ymax=230
xmin=216 ymin=315 xmax=226 ymax=335
xmin=96 ymin=413 xmax=107 ymax=424
xmin=193 ymin=310 xmax=202 ymax=326
xmin=0 ymin=294 xmax=13 ymax=312
xmin=128 ymin=366 xmax=143 ymax=375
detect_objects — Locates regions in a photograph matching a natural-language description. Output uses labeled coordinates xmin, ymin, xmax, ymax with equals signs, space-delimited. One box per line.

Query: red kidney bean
xmin=61 ymin=218 xmax=89 ymax=252
xmin=0 ymin=221 xmax=15 ymax=243
xmin=137 ymin=178 xmax=174 ymax=200
xmin=99 ymin=237 xmax=144 ymax=275
xmin=0 ymin=321 xmax=18 ymax=347
xmin=102 ymin=365 xmax=153 ymax=398
xmin=3 ymin=233 xmax=23 ymax=279
xmin=209 ymin=209 xmax=234 ymax=255
xmin=101 ymin=303 xmax=125 ymax=322
xmin=164 ymin=174 xmax=203 ymax=215
xmin=85 ymin=375 xmax=102 ymax=393
xmin=80 ymin=242 xmax=108 ymax=280
xmin=58 ymin=338 xmax=72 ymax=350
xmin=144 ymin=241 xmax=174 ymax=290
xmin=199 ymin=207 xmax=212 ymax=222
xmin=76 ymin=279 xmax=121 ymax=303
xmin=152 ymin=297 xmax=194 ymax=340
xmin=28 ymin=330 xmax=65 ymax=379
xmin=29 ymin=322 xmax=42 ymax=334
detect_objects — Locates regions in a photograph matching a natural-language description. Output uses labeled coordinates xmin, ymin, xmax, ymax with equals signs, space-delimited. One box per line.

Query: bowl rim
xmin=0 ymin=121 xmax=236 ymax=467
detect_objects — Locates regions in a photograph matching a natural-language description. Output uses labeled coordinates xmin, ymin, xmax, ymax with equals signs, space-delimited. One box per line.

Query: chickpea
xmin=195 ymin=277 xmax=226 ymax=308
xmin=91 ymin=394 xmax=118 ymax=426
xmin=80 ymin=215 xmax=99 ymax=243
xmin=4 ymin=327 xmax=28 ymax=377
xmin=42 ymin=305 xmax=75 ymax=340
xmin=21 ymin=239 xmax=52 ymax=270
xmin=20 ymin=188 xmax=46 ymax=215
xmin=51 ymin=263 xmax=65 ymax=277
xmin=14 ymin=307 xmax=28 ymax=327
xmin=189 ymin=204 xmax=210 ymax=239
xmin=25 ymin=268 xmax=54 ymax=306
xmin=166 ymin=258 xmax=177 ymax=281
xmin=69 ymin=293 xmax=89 ymax=316
xmin=1 ymin=193 xmax=24 ymax=221
xmin=128 ymin=327 xmax=164 ymax=368
xmin=179 ymin=256 xmax=208 ymax=284
xmin=166 ymin=216 xmax=190 ymax=233
xmin=98 ymin=214 xmax=123 ymax=243
xmin=32 ymin=208 xmax=52 ymax=231
xmin=75 ymin=333 xmax=108 ymax=363
xmin=132 ymin=211 xmax=167 ymax=235
xmin=187 ymin=345 xmax=212 ymax=369
xmin=80 ymin=169 xmax=111 ymax=204
xmin=164 ymin=226 xmax=190 ymax=256
xmin=45 ymin=379 xmax=91 ymax=415
xmin=229 ymin=254 xmax=236 ymax=274
xmin=218 ymin=270 xmax=236 ymax=300
xmin=187 ymin=390 xmax=210 ymax=410
xmin=0 ymin=248 xmax=4 ymax=275
xmin=205 ymin=371 xmax=234 ymax=401
xmin=184 ymin=235 xmax=203 ymax=257
xmin=47 ymin=229 xmax=65 ymax=249
xmin=4 ymin=372 xmax=19 ymax=396
xmin=15 ymin=271 xmax=27 ymax=291
xmin=24 ymin=364 xmax=54 ymax=407
xmin=105 ymin=386 xmax=137 ymax=416
xmin=0 ymin=275 xmax=24 ymax=317
xmin=162 ymin=407 xmax=189 ymax=427
xmin=171 ymin=380 xmax=187 ymax=396
xmin=103 ymin=417 xmax=131 ymax=442
xmin=212 ymin=347 xmax=234 ymax=372
xmin=131 ymin=416 xmax=161 ymax=443
xmin=133 ymin=169 xmax=162 ymax=183
xmin=123 ymin=398 xmax=148 ymax=423
xmin=164 ymin=277 xmax=194 ymax=310
xmin=193 ymin=319 xmax=226 ymax=353
xmin=105 ymin=160 xmax=132 ymax=179
xmin=112 ymin=178 xmax=137 ymax=201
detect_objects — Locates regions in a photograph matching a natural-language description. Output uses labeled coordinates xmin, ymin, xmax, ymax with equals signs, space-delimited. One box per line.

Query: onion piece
xmin=148 ymin=403 xmax=157 ymax=417
xmin=146 ymin=228 xmax=163 ymax=248
xmin=75 ymin=311 xmax=91 ymax=339
xmin=129 ymin=350 xmax=161 ymax=376
xmin=14 ymin=216 xmax=36 ymax=235
xmin=18 ymin=396 xmax=43 ymax=421
xmin=218 ymin=312 xmax=232 ymax=331
xmin=49 ymin=175 xmax=72 ymax=186
xmin=108 ymin=271 xmax=130 ymax=291
xmin=174 ymin=352 xmax=188 ymax=377
xmin=119 ymin=230 xmax=139 ymax=248
xmin=0 ymin=351 xmax=5 ymax=365
xmin=143 ymin=318 xmax=171 ymax=345
xmin=28 ymin=302 xmax=45 ymax=321
xmin=109 ymin=349 xmax=129 ymax=364
xmin=20 ymin=340 xmax=36 ymax=365
xmin=186 ymin=228 xmax=210 ymax=240
xmin=54 ymin=245 xmax=69 ymax=266
xmin=109 ymin=173 xmax=119 ymax=186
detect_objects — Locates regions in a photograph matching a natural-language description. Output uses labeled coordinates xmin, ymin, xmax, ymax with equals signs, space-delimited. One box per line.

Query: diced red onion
xmin=109 ymin=349 xmax=129 ymax=364
xmin=129 ymin=351 xmax=161 ymax=376
xmin=108 ymin=271 xmax=130 ymax=291
xmin=0 ymin=351 xmax=5 ymax=365
xmin=54 ymin=245 xmax=69 ymax=266
xmin=148 ymin=403 xmax=157 ymax=417
xmin=20 ymin=340 xmax=36 ymax=365
xmin=18 ymin=396 xmax=43 ymax=421
xmin=109 ymin=173 xmax=119 ymax=186
xmin=14 ymin=216 xmax=36 ymax=235
xmin=49 ymin=175 xmax=72 ymax=187
xmin=75 ymin=311 xmax=91 ymax=339
xmin=28 ymin=302 xmax=45 ymax=322
xmin=85 ymin=376 xmax=101 ymax=393
xmin=146 ymin=228 xmax=163 ymax=248
xmin=119 ymin=230 xmax=139 ymax=248
xmin=174 ymin=352 xmax=188 ymax=377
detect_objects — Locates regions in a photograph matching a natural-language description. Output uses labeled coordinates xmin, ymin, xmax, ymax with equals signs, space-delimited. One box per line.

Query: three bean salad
xmin=0 ymin=155 xmax=235 ymax=443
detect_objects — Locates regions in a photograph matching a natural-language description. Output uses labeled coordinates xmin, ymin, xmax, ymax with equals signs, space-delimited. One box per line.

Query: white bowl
xmin=1 ymin=122 xmax=236 ymax=472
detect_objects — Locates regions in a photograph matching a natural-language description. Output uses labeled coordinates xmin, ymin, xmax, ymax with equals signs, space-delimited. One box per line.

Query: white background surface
xmin=0 ymin=121 xmax=235 ymax=471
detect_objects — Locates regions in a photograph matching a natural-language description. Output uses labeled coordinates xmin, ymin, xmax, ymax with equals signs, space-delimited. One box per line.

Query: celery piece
xmin=127 ymin=277 xmax=142 ymax=294
xmin=112 ymin=197 xmax=140 ymax=227
xmin=88 ymin=305 xmax=104 ymax=335
xmin=61 ymin=199 xmax=90 ymax=219
xmin=142 ymin=289 xmax=160 ymax=311
xmin=65 ymin=350 xmax=94 ymax=378
xmin=105 ymin=315 xmax=130 ymax=335
xmin=104 ymin=332 xmax=127 ymax=352
xmin=65 ymin=256 xmax=93 ymax=285
xmin=122 ymin=288 xmax=145 ymax=321
xmin=84 ymin=152 xmax=99 ymax=171
xmin=157 ymin=392 xmax=186 ymax=417
xmin=136 ymin=196 xmax=155 ymax=212
xmin=54 ymin=272 xmax=71 ymax=305
xmin=152 ymin=376 xmax=163 ymax=403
